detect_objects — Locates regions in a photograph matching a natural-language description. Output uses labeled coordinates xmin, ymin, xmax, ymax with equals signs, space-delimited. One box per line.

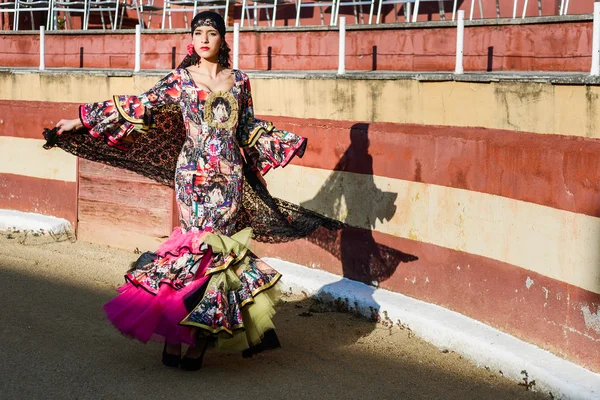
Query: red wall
xmin=0 ymin=19 xmax=594 ymax=72
xmin=0 ymin=0 xmax=592 ymax=30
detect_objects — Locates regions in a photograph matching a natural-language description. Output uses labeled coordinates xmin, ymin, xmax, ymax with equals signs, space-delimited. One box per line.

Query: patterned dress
xmin=79 ymin=69 xmax=307 ymax=351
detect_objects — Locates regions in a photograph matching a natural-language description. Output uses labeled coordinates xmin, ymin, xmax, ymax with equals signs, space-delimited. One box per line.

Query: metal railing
xmin=30 ymin=4 xmax=600 ymax=78
xmin=0 ymin=0 xmax=595 ymax=31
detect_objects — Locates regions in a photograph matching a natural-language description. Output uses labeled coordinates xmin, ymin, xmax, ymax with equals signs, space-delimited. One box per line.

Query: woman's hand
xmin=55 ymin=118 xmax=83 ymax=135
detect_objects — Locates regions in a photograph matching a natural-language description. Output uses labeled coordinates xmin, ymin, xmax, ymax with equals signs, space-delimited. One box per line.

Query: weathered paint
xmin=0 ymin=137 xmax=76 ymax=182
xmin=0 ymin=173 xmax=77 ymax=225
xmin=0 ymin=20 xmax=595 ymax=71
xmin=0 ymin=100 xmax=79 ymax=139
xmin=5 ymin=73 xmax=600 ymax=139
xmin=582 ymin=305 xmax=600 ymax=335
xmin=77 ymin=159 xmax=175 ymax=250
xmin=252 ymin=79 xmax=600 ymax=139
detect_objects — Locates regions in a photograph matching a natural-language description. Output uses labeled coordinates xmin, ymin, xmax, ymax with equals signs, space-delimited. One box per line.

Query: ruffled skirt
xmin=103 ymin=227 xmax=282 ymax=352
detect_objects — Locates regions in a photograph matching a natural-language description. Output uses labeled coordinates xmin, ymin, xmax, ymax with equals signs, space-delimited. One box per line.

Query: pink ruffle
xmin=104 ymin=228 xmax=214 ymax=346
xmin=156 ymin=227 xmax=212 ymax=260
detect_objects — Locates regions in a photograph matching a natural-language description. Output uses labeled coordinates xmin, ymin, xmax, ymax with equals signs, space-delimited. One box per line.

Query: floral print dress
xmin=80 ymin=69 xmax=307 ymax=351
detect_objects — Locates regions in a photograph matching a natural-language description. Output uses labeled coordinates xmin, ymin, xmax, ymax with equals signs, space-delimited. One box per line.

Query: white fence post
xmin=413 ymin=0 xmax=420 ymax=22
xmin=563 ymin=0 xmax=571 ymax=15
xmin=39 ymin=26 xmax=45 ymax=71
xmin=521 ymin=0 xmax=529 ymax=18
xmin=455 ymin=10 xmax=464 ymax=74
xmin=134 ymin=24 xmax=141 ymax=72
xmin=451 ymin=0 xmax=457 ymax=21
xmin=592 ymin=2 xmax=600 ymax=76
xmin=233 ymin=22 xmax=240 ymax=70
xmin=469 ymin=0 xmax=474 ymax=20
xmin=338 ymin=16 xmax=346 ymax=75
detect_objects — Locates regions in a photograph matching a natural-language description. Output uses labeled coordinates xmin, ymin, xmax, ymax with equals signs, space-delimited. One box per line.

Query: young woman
xmin=46 ymin=11 xmax=339 ymax=371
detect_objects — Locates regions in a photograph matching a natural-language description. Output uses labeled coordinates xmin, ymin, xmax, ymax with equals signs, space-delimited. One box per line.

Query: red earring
xmin=187 ymin=44 xmax=195 ymax=56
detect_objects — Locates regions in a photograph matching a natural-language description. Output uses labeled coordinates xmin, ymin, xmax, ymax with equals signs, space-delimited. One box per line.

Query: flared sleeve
xmin=79 ymin=70 xmax=184 ymax=150
xmin=236 ymin=72 xmax=307 ymax=175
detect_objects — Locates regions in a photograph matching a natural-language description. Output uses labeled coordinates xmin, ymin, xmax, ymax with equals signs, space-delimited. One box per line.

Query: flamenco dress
xmin=72 ymin=68 xmax=311 ymax=352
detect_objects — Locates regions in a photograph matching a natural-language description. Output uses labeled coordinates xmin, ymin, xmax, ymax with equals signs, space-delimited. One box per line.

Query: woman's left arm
xmin=236 ymin=73 xmax=308 ymax=176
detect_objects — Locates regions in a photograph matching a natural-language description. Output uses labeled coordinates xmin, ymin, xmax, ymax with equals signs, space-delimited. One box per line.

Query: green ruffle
xmin=180 ymin=228 xmax=281 ymax=352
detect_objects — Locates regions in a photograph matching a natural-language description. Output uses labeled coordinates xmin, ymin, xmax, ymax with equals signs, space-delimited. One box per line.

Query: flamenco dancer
xmin=45 ymin=11 xmax=340 ymax=371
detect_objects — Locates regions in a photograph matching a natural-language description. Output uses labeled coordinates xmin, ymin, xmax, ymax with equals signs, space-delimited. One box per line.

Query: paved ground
xmin=0 ymin=234 xmax=551 ymax=399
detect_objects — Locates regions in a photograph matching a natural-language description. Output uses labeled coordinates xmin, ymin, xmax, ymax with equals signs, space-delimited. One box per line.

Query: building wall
xmin=1 ymin=70 xmax=599 ymax=373
xmin=0 ymin=17 xmax=595 ymax=72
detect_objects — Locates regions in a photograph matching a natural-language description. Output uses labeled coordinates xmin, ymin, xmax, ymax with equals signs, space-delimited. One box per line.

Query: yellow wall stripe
xmin=265 ymin=165 xmax=600 ymax=295
xmin=0 ymin=137 xmax=76 ymax=182
xmin=2 ymin=72 xmax=600 ymax=139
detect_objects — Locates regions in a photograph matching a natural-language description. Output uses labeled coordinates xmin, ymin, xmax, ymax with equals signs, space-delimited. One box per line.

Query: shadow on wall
xmin=301 ymin=123 xmax=418 ymax=315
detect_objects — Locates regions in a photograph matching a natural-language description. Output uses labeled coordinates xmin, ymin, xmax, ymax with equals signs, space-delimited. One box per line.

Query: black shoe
xmin=180 ymin=339 xmax=209 ymax=371
xmin=242 ymin=329 xmax=281 ymax=359
xmin=162 ymin=343 xmax=181 ymax=368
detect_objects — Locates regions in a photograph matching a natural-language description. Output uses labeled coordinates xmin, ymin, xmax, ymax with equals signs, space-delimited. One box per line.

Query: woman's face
xmin=192 ymin=26 xmax=222 ymax=61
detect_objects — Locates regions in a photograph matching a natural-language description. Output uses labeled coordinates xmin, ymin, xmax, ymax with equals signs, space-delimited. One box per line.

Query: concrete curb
xmin=265 ymin=257 xmax=600 ymax=400
xmin=0 ymin=209 xmax=72 ymax=236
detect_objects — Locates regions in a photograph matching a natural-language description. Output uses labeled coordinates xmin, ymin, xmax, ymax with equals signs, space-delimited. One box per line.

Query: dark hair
xmin=177 ymin=11 xmax=231 ymax=69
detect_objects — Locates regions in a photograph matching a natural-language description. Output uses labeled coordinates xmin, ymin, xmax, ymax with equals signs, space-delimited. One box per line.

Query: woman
xmin=46 ymin=11 xmax=339 ymax=371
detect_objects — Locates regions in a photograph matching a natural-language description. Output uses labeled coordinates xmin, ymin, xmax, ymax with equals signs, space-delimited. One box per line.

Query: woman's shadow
xmin=300 ymin=123 xmax=418 ymax=318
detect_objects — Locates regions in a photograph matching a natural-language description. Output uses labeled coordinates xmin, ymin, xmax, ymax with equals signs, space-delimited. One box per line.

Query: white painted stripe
xmin=267 ymin=257 xmax=600 ymax=400
xmin=265 ymin=165 xmax=600 ymax=295
xmin=0 ymin=209 xmax=72 ymax=234
xmin=0 ymin=137 xmax=76 ymax=182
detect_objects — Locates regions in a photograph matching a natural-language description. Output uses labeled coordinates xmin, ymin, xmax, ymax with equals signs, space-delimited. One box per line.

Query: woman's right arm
xmin=55 ymin=118 xmax=83 ymax=134
xmin=56 ymin=70 xmax=183 ymax=148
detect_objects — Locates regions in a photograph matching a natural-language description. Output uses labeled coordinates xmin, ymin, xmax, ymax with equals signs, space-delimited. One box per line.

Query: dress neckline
xmin=183 ymin=68 xmax=240 ymax=95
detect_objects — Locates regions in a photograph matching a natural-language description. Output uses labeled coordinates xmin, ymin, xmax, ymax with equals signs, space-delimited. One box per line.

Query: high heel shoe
xmin=242 ymin=329 xmax=281 ymax=359
xmin=162 ymin=343 xmax=181 ymax=368
xmin=180 ymin=339 xmax=209 ymax=371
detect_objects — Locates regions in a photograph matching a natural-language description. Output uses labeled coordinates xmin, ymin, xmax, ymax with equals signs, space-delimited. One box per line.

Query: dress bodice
xmin=77 ymin=68 xmax=307 ymax=234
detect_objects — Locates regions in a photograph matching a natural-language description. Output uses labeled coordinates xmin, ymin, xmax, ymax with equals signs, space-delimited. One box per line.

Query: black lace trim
xmin=42 ymin=104 xmax=343 ymax=243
